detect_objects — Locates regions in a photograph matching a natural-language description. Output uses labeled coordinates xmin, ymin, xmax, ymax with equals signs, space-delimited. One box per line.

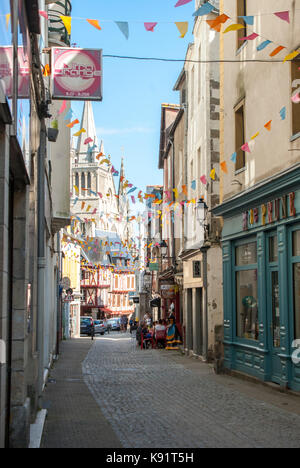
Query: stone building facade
xmin=214 ymin=0 xmax=300 ymax=390
xmin=0 ymin=0 xmax=72 ymax=448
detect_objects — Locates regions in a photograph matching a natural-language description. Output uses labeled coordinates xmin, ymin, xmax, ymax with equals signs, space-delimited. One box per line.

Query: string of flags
xmin=191 ymin=2 xmax=300 ymax=61
xmin=32 ymin=3 xmax=299 ymax=52
xmin=67 ymin=95 xmax=299 ymax=227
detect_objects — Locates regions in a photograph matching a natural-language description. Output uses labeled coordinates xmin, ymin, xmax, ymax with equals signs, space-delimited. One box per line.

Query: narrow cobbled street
xmin=41 ymin=333 xmax=300 ymax=449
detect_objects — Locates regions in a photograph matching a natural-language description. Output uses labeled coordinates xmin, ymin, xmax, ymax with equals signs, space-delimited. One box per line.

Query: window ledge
xmin=290 ymin=132 xmax=300 ymax=142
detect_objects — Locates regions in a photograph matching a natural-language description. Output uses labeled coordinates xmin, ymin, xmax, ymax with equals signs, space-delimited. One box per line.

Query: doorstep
xmin=224 ymin=368 xmax=300 ymax=398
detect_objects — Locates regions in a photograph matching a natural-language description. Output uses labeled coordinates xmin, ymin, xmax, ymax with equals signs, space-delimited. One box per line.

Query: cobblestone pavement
xmin=83 ymin=332 xmax=300 ymax=449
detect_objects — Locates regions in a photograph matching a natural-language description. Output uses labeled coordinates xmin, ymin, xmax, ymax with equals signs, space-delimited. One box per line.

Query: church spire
xmin=118 ymin=157 xmax=126 ymax=196
xmin=76 ymin=101 xmax=99 ymax=161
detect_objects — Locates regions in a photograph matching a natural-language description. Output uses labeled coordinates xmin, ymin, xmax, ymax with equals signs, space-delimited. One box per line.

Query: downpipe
xmin=37 ymin=121 xmax=47 ymax=405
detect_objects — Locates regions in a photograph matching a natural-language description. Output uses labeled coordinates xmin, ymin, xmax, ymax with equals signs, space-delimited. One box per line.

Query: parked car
xmin=94 ymin=320 xmax=108 ymax=335
xmin=107 ymin=318 xmax=121 ymax=331
xmin=80 ymin=317 xmax=94 ymax=336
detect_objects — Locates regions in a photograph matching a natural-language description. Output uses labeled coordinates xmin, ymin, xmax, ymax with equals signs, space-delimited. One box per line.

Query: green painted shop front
xmin=214 ymin=166 xmax=300 ymax=391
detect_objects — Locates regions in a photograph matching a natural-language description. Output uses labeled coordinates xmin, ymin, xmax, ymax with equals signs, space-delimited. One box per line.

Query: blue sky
xmin=70 ymin=0 xmax=195 ymax=201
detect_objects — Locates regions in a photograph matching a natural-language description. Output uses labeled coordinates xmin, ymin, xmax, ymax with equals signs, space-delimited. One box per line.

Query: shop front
xmin=214 ymin=166 xmax=300 ymax=391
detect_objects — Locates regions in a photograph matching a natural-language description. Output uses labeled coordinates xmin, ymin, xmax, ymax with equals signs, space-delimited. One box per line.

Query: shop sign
xmin=160 ymin=284 xmax=176 ymax=299
xmin=52 ymin=48 xmax=103 ymax=101
xmin=243 ymin=192 xmax=296 ymax=231
xmin=149 ymin=262 xmax=159 ymax=271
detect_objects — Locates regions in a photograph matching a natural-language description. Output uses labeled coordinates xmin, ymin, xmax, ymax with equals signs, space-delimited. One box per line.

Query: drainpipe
xmin=169 ymin=136 xmax=176 ymax=268
xmin=37 ymin=120 xmax=47 ymax=403
xmin=201 ymin=245 xmax=209 ymax=361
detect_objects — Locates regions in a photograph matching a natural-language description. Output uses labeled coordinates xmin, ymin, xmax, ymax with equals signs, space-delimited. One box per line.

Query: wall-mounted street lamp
xmin=159 ymin=240 xmax=168 ymax=258
xmin=196 ymin=198 xmax=209 ymax=237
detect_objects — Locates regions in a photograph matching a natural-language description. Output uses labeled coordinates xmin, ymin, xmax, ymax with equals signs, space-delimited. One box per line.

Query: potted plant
xmin=48 ymin=119 xmax=59 ymax=142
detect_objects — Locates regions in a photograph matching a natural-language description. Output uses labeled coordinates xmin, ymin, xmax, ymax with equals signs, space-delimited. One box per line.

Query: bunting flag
xmin=191 ymin=180 xmax=196 ymax=190
xmin=74 ymin=185 xmax=79 ymax=195
xmin=230 ymin=152 xmax=237 ymax=163
xmin=74 ymin=128 xmax=86 ymax=137
xmin=292 ymin=93 xmax=300 ymax=104
xmin=240 ymin=16 xmax=254 ymax=25
xmin=283 ymin=50 xmax=300 ymax=63
xmin=175 ymin=0 xmax=192 ymax=7
xmin=58 ymin=100 xmax=67 ymax=115
xmin=280 ymin=107 xmax=286 ymax=120
xmin=239 ymin=32 xmax=259 ymax=41
xmin=175 ymin=22 xmax=189 ymax=38
xmin=6 ymin=13 xmax=10 ymax=30
xmin=87 ymin=19 xmax=101 ymax=30
xmin=64 ymin=109 xmax=74 ymax=121
xmin=115 ymin=21 xmax=129 ymax=40
xmin=84 ymin=137 xmax=93 ymax=145
xmin=251 ymin=132 xmax=260 ymax=140
xmin=67 ymin=119 xmax=79 ymax=128
xmin=127 ymin=187 xmax=137 ymax=194
xmin=206 ymin=14 xmax=230 ymax=32
xmin=193 ymin=2 xmax=214 ymax=17
xmin=60 ymin=16 xmax=72 ymax=35
xmin=274 ymin=11 xmax=290 ymax=23
xmin=257 ymin=40 xmax=272 ymax=51
xmin=264 ymin=120 xmax=272 ymax=131
xmin=224 ymin=24 xmax=245 ymax=34
xmin=220 ymin=161 xmax=228 ymax=173
xmin=200 ymin=175 xmax=207 ymax=185
xmin=270 ymin=46 xmax=285 ymax=57
xmin=131 ymin=196 xmax=136 ymax=204
xmin=210 ymin=168 xmax=216 ymax=180
xmin=144 ymin=22 xmax=158 ymax=32
xmin=182 ymin=185 xmax=188 ymax=196
xmin=43 ymin=64 xmax=51 ymax=77
xmin=241 ymin=142 xmax=251 ymax=153
xmin=39 ymin=11 xmax=48 ymax=20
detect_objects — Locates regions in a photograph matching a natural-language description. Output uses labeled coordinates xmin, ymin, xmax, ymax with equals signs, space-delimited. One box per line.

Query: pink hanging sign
xmin=0 ymin=47 xmax=30 ymax=99
xmin=51 ymin=47 xmax=103 ymax=101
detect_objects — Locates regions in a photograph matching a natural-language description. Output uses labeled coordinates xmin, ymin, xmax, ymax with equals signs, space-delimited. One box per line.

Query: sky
xmin=69 ymin=0 xmax=195 ymax=205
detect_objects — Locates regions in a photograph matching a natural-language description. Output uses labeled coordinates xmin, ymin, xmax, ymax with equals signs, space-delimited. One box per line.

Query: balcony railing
xmin=48 ymin=0 xmax=72 ymax=46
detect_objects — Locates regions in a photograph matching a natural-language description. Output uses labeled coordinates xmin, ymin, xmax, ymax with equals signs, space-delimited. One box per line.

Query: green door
xmin=267 ymin=234 xmax=282 ymax=384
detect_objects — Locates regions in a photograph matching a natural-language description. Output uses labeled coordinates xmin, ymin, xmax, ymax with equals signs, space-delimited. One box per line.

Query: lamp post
xmin=196 ymin=198 xmax=209 ymax=238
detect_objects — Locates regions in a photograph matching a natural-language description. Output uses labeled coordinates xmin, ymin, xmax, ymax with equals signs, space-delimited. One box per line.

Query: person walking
xmin=90 ymin=321 xmax=95 ymax=341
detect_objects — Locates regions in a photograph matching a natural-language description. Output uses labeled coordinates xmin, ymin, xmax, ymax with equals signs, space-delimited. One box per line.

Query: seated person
xmin=136 ymin=322 xmax=143 ymax=346
xmin=142 ymin=324 xmax=152 ymax=348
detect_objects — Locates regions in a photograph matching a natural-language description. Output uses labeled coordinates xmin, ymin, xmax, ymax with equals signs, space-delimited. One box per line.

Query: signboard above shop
xmin=51 ymin=47 xmax=103 ymax=101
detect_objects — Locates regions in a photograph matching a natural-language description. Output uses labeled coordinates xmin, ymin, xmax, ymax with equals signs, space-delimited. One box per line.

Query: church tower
xmin=70 ymin=102 xmax=120 ymax=238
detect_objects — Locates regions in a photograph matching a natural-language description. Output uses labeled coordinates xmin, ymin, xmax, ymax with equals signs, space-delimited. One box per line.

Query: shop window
xmin=235 ymin=241 xmax=259 ymax=341
xmin=235 ymin=101 xmax=246 ymax=172
xmin=292 ymin=230 xmax=300 ymax=339
xmin=292 ymin=56 xmax=300 ymax=138
xmin=236 ymin=242 xmax=257 ymax=266
xmin=293 ymin=230 xmax=300 ymax=257
xmin=237 ymin=0 xmax=247 ymax=50
xmin=293 ymin=264 xmax=300 ymax=340
xmin=271 ymin=271 xmax=280 ymax=348
xmin=87 ymin=172 xmax=91 ymax=190
xmin=269 ymin=236 xmax=278 ymax=263
xmin=193 ymin=261 xmax=201 ymax=278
